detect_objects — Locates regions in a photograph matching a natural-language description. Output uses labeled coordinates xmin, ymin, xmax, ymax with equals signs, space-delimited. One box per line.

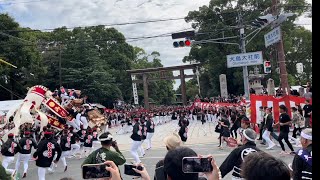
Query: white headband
xmin=301 ymin=132 xmax=312 ymax=140
xmin=98 ymin=134 xmax=113 ymax=141
xmin=242 ymin=129 xmax=255 ymax=142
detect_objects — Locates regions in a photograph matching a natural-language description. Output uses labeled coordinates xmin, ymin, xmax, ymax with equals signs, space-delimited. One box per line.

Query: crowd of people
xmin=0 ymin=87 xmax=313 ymax=180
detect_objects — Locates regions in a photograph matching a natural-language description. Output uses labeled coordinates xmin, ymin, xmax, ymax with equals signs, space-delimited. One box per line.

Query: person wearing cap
xmin=219 ymin=128 xmax=261 ymax=179
xmin=82 ymin=132 xmax=126 ymax=167
xmin=257 ymin=106 xmax=265 ymax=141
xmin=178 ymin=119 xmax=189 ymax=144
xmin=15 ymin=131 xmax=38 ymax=178
xmin=51 ymin=128 xmax=72 ymax=173
xmin=262 ymin=107 xmax=276 ymax=150
xmin=68 ymin=126 xmax=81 ymax=158
xmin=145 ymin=115 xmax=155 ymax=150
xmin=138 ymin=119 xmax=147 ymax=158
xmin=291 ymin=107 xmax=304 ymax=139
xmin=1 ymin=133 xmax=20 ymax=176
xmin=33 ymin=130 xmax=62 ymax=180
xmin=154 ymin=132 xmax=182 ymax=180
xmin=91 ymin=128 xmax=101 ymax=151
xmin=81 ymin=129 xmax=93 ymax=158
xmin=218 ymin=114 xmax=231 ymax=149
xmin=274 ymin=105 xmax=295 ymax=155
xmin=130 ymin=117 xmax=144 ymax=163
xmin=291 ymin=128 xmax=312 ymax=180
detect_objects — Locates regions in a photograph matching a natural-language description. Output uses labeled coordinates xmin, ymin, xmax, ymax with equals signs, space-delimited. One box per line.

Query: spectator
xmin=291 ymin=107 xmax=304 ymax=139
xmin=218 ymin=115 xmax=230 ymax=149
xmin=82 ymin=132 xmax=126 ymax=166
xmin=0 ymin=160 xmax=12 ymax=180
xmin=302 ymin=87 xmax=312 ymax=100
xmin=220 ymin=128 xmax=261 ymax=179
xmin=262 ymin=107 xmax=275 ymax=150
xmin=274 ymin=105 xmax=295 ymax=155
xmin=163 ymin=147 xmax=221 ymax=180
xmin=241 ymin=151 xmax=291 ymax=180
xmin=292 ymin=128 xmax=312 ymax=180
xmin=154 ymin=132 xmax=182 ymax=180
xmin=178 ymin=120 xmax=188 ymax=144
xmin=302 ymin=100 xmax=312 ymax=128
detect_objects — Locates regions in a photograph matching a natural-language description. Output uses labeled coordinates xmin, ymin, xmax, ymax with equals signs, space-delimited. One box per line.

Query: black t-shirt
xmin=279 ymin=113 xmax=291 ymax=133
xmin=303 ymin=104 xmax=312 ymax=118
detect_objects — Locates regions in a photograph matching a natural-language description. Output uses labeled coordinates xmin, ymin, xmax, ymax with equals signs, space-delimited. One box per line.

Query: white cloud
xmin=0 ymin=0 xmax=311 ymax=91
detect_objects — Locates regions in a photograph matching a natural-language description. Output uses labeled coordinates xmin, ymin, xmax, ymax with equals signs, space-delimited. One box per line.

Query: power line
xmin=0 ymin=84 xmax=24 ymax=99
xmin=0 ymin=0 xmax=49 ymax=5
xmin=1 ymin=17 xmax=186 ymax=33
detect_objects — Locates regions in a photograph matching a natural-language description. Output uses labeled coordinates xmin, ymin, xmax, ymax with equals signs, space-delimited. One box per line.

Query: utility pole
xmin=59 ymin=44 xmax=62 ymax=87
xmin=238 ymin=11 xmax=250 ymax=100
xmin=272 ymin=0 xmax=290 ymax=95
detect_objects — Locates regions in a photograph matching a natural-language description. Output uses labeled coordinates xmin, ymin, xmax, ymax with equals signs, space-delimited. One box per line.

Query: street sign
xmin=264 ymin=26 xmax=281 ymax=47
xmin=226 ymin=51 xmax=263 ymax=68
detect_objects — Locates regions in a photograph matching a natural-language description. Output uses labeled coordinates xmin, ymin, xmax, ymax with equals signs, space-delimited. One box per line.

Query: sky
xmin=0 ymin=0 xmax=312 ymax=90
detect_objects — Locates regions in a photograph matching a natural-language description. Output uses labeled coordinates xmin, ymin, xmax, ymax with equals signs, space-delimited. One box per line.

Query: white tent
xmin=0 ymin=99 xmax=24 ymax=114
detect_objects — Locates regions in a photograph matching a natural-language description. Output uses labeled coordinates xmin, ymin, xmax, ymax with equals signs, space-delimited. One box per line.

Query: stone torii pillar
xmin=180 ymin=69 xmax=187 ymax=106
xmin=143 ymin=73 xmax=149 ymax=110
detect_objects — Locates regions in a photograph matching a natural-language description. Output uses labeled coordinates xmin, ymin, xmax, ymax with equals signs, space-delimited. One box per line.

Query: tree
xmin=183 ymin=0 xmax=310 ymax=96
xmin=0 ymin=14 xmax=46 ymax=100
xmin=132 ymin=47 xmax=175 ymax=105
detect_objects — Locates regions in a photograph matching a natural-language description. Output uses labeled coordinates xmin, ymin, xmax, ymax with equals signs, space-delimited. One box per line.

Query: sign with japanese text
xmin=227 ymin=51 xmax=263 ymax=68
xmin=36 ymin=114 xmax=65 ymax=130
xmin=131 ymin=75 xmax=139 ymax=105
xmin=264 ymin=26 xmax=281 ymax=47
xmin=44 ymin=98 xmax=71 ymax=120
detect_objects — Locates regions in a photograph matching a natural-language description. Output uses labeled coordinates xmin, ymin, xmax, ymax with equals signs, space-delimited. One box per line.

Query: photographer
xmin=102 ymin=160 xmax=151 ymax=180
xmin=164 ymin=147 xmax=221 ymax=180
xmin=82 ymin=132 xmax=126 ymax=167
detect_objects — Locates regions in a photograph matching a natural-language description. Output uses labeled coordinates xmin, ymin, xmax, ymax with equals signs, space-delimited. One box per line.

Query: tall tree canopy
xmin=0 ymin=14 xmax=175 ymax=106
xmin=182 ymin=0 xmax=311 ymax=97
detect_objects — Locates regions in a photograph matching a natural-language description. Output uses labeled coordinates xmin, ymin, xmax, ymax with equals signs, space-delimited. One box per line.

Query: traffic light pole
xmin=239 ymin=11 xmax=250 ymax=100
xmin=272 ymin=0 xmax=290 ymax=95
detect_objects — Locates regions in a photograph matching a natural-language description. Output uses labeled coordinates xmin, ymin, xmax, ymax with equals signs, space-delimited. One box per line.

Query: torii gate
xmin=126 ymin=63 xmax=200 ymax=109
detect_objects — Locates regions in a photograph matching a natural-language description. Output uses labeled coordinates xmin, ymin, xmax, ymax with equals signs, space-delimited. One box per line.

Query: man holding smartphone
xmin=82 ymin=132 xmax=126 ymax=168
xmin=219 ymin=128 xmax=261 ymax=179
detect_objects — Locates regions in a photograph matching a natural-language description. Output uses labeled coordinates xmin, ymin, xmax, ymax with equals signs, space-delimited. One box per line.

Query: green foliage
xmin=133 ymin=47 xmax=175 ymax=105
xmin=0 ymin=14 xmax=175 ymax=106
xmin=183 ymin=0 xmax=311 ymax=96
xmin=0 ymin=14 xmax=46 ymax=100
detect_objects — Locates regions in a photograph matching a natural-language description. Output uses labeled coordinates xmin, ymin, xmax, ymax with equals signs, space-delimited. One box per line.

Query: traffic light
xmin=173 ymin=39 xmax=192 ymax=48
xmin=252 ymin=14 xmax=276 ymax=28
xmin=264 ymin=61 xmax=271 ymax=73
xmin=171 ymin=30 xmax=195 ymax=39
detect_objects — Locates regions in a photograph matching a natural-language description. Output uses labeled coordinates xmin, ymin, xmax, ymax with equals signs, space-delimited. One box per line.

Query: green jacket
xmin=0 ymin=161 xmax=13 ymax=180
xmin=82 ymin=147 xmax=126 ymax=166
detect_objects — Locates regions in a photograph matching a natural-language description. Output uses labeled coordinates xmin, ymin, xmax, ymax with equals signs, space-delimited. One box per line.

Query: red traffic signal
xmin=185 ymin=39 xmax=191 ymax=46
xmin=264 ymin=61 xmax=271 ymax=73
xmin=264 ymin=61 xmax=271 ymax=67
xmin=173 ymin=39 xmax=192 ymax=48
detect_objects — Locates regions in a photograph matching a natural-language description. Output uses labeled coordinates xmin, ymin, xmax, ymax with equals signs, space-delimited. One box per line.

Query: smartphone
xmin=182 ymin=157 xmax=213 ymax=173
xmin=124 ymin=164 xmax=143 ymax=176
xmin=82 ymin=163 xmax=111 ymax=179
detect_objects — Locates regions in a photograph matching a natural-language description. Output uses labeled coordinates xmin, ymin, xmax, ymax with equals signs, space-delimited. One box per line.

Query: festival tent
xmin=0 ymin=99 xmax=24 ymax=114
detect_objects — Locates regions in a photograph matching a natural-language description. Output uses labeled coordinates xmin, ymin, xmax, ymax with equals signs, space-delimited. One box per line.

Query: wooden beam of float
xmin=126 ymin=63 xmax=201 ymax=109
